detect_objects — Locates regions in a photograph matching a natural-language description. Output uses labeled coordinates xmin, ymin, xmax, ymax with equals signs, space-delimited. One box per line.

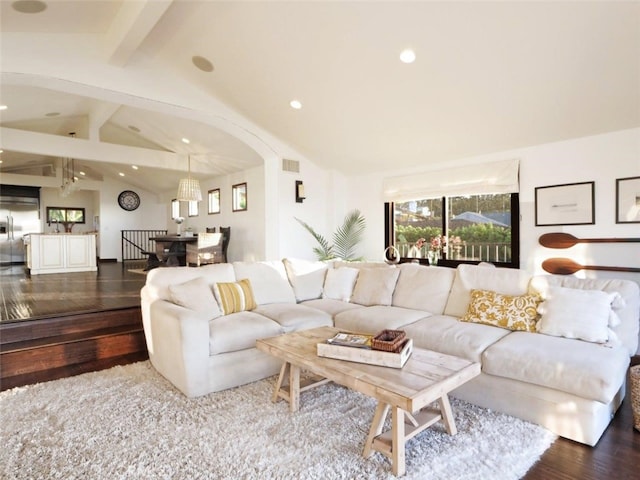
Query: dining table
xmin=150 ymin=235 xmax=198 ymax=267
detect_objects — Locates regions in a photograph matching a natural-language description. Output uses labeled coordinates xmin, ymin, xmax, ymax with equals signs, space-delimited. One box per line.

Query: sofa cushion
xmin=168 ymin=276 xmax=222 ymax=318
xmin=530 ymin=275 xmax=639 ymax=355
xmin=232 ymin=261 xmax=296 ymax=305
xmin=282 ymin=258 xmax=328 ymax=302
xmin=536 ymin=286 xmax=620 ymax=343
xmin=214 ymin=278 xmax=257 ymax=315
xmin=392 ymin=264 xmax=456 ymax=314
xmin=350 ymin=268 xmax=400 ymax=306
xmin=334 ymin=305 xmax=429 ymax=334
xmin=402 ymin=315 xmax=511 ymax=363
xmin=482 ymin=331 xmax=630 ymax=403
xmin=444 ymin=263 xmax=532 ymax=318
xmin=323 ymin=267 xmax=359 ymax=301
xmin=209 ymin=312 xmax=283 ymax=355
xmin=145 ymin=263 xmax=236 ymax=303
xmin=300 ymin=298 xmax=365 ymax=318
xmin=254 ymin=304 xmax=332 ymax=333
xmin=460 ymin=289 xmax=540 ymax=332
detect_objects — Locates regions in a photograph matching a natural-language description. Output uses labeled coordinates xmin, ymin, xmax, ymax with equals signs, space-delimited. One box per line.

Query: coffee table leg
xmin=363 ymin=402 xmax=390 ymax=457
xmin=438 ymin=394 xmax=457 ymax=435
xmin=392 ymin=406 xmax=406 ymax=477
xmin=289 ymin=364 xmax=301 ymax=412
xmin=272 ymin=362 xmax=289 ymax=403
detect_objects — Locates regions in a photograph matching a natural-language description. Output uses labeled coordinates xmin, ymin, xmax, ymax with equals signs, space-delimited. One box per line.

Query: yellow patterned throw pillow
xmin=460 ymin=289 xmax=541 ymax=332
xmin=214 ymin=278 xmax=257 ymax=315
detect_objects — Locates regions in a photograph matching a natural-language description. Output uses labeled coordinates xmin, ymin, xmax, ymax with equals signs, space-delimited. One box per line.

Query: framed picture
xmin=188 ymin=200 xmax=199 ymax=217
xmin=208 ymin=189 xmax=220 ymax=214
xmin=232 ymin=183 xmax=247 ymax=212
xmin=535 ymin=181 xmax=595 ymax=226
xmin=171 ymin=199 xmax=180 ymax=219
xmin=616 ymin=176 xmax=640 ymax=224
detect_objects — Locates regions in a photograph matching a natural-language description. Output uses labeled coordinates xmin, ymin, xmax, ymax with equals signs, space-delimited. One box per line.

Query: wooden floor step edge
xmin=0 ymin=326 xmax=145 ymax=354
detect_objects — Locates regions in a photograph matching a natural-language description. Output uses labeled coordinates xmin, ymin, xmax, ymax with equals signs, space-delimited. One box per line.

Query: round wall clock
xmin=118 ymin=190 xmax=141 ymax=211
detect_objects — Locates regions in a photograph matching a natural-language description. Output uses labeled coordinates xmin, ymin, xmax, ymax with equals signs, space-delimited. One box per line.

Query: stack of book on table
xmin=317 ymin=330 xmax=413 ymax=368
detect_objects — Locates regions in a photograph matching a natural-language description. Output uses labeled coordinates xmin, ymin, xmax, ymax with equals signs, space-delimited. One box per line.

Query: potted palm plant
xmin=295 ymin=209 xmax=366 ymax=261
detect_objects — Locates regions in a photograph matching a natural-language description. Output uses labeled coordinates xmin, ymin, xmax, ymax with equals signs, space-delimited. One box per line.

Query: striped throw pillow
xmin=214 ymin=278 xmax=257 ymax=315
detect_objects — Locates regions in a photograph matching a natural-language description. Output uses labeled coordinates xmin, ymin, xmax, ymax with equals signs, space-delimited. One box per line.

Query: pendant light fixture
xmin=176 ymin=154 xmax=202 ymax=202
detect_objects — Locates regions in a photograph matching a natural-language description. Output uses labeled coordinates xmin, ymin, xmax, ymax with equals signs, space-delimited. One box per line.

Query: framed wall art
xmin=616 ymin=176 xmax=640 ymax=224
xmin=535 ymin=181 xmax=595 ymax=226
xmin=232 ymin=183 xmax=247 ymax=212
xmin=208 ymin=188 xmax=220 ymax=214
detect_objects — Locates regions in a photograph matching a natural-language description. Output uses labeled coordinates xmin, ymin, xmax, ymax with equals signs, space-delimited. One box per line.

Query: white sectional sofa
xmin=140 ymin=259 xmax=639 ymax=447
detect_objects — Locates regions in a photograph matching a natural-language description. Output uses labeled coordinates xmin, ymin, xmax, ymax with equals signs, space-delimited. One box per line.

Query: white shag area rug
xmin=1 ymin=361 xmax=556 ymax=480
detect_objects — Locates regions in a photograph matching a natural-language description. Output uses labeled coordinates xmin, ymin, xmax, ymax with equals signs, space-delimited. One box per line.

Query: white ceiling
xmin=1 ymin=1 xmax=639 ymax=193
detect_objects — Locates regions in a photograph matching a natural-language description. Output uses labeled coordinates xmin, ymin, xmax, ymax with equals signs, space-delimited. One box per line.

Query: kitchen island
xmin=25 ymin=233 xmax=97 ymax=275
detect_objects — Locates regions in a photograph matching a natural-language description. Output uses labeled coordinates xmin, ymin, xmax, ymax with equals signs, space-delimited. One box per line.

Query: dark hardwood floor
xmin=1 ymin=261 xmax=638 ymax=478
xmin=0 ymin=261 xmax=148 ymax=389
xmin=524 ymin=369 xmax=640 ymax=480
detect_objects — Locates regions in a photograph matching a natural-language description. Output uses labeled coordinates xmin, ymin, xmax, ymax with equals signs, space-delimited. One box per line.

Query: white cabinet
xmin=26 ymin=234 xmax=97 ymax=275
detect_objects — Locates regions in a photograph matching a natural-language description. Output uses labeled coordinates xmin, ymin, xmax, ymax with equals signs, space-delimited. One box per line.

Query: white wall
xmin=96 ymin=180 xmax=166 ymax=261
xmin=40 ymin=188 xmax=96 ymax=234
xmin=346 ymin=128 xmax=640 ymax=285
xmin=160 ymin=166 xmax=266 ymax=262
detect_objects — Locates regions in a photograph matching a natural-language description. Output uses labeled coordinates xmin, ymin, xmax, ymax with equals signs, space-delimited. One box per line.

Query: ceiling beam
xmin=88 ymin=103 xmax=122 ymax=141
xmin=0 ymin=127 xmax=211 ymax=174
xmin=105 ymin=0 xmax=174 ymax=67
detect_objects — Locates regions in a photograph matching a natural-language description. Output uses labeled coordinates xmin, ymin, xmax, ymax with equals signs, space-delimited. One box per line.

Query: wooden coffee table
xmin=256 ymin=326 xmax=481 ymax=476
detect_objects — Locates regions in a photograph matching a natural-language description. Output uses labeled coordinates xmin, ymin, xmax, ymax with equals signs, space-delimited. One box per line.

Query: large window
xmin=385 ymin=193 xmax=519 ymax=268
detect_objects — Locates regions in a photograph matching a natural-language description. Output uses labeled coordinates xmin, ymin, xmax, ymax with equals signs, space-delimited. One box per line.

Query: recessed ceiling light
xmin=0 ymin=105 xmax=7 ymax=111
xmin=119 ymin=172 xmax=125 ymax=177
xmin=290 ymin=100 xmax=302 ymax=110
xmin=45 ymin=112 xmax=60 ymax=117
xmin=131 ymin=165 xmax=139 ymax=170
xmin=12 ymin=0 xmax=47 ymax=14
xmin=79 ymin=171 xmax=86 ymax=176
xmin=181 ymin=137 xmax=190 ymax=144
xmin=400 ymin=49 xmax=416 ymax=64
xmin=128 ymin=125 xmax=141 ymax=133
xmin=192 ymin=56 xmax=214 ymax=73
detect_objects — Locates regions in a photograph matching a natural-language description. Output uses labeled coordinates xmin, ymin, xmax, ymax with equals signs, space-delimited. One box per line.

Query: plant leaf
xmin=295 ymin=217 xmax=334 ymax=260
xmin=332 ymin=209 xmax=366 ymax=261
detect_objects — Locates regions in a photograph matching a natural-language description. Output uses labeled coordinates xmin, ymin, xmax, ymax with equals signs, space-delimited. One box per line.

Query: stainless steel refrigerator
xmin=1 ymin=195 xmax=42 ymax=266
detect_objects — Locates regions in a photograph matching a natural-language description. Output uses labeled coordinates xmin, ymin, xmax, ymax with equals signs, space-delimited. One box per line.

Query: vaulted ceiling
xmin=1 ymin=1 xmax=639 ymax=193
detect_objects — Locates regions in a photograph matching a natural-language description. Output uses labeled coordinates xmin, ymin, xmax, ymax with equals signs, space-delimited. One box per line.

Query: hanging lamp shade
xmin=176 ymin=155 xmax=202 ymax=202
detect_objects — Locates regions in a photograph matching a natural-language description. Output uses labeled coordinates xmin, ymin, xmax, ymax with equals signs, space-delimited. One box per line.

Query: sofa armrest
xmin=146 ymin=299 xmax=211 ymax=397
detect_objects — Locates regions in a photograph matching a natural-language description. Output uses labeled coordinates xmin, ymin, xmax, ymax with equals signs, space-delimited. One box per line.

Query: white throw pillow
xmin=350 ymin=268 xmax=400 ymax=306
xmin=322 ymin=267 xmax=359 ymax=302
xmin=168 ymin=276 xmax=222 ymax=318
xmin=282 ymin=258 xmax=328 ymax=301
xmin=536 ymin=286 xmax=618 ymax=343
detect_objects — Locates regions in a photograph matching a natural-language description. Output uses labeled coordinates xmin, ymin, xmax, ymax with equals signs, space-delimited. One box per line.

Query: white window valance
xmin=382 ymin=158 xmax=520 ymax=202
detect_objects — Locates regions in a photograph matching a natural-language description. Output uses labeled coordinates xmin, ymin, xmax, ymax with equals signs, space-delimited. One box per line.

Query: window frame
xmin=46 ymin=206 xmax=86 ymax=224
xmin=384 ymin=193 xmax=520 ymax=269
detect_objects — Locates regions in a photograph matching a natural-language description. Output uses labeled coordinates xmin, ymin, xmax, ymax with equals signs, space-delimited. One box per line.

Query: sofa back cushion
xmin=444 ymin=263 xmax=533 ymax=318
xmin=350 ymin=267 xmax=400 ymax=306
xmin=323 ymin=267 xmax=359 ymax=302
xmin=232 ymin=261 xmax=296 ymax=305
xmin=392 ymin=264 xmax=456 ymax=314
xmin=530 ymin=275 xmax=640 ymax=355
xmin=168 ymin=276 xmax=223 ymax=318
xmin=282 ymin=258 xmax=328 ymax=302
xmin=145 ymin=263 xmax=236 ymax=303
